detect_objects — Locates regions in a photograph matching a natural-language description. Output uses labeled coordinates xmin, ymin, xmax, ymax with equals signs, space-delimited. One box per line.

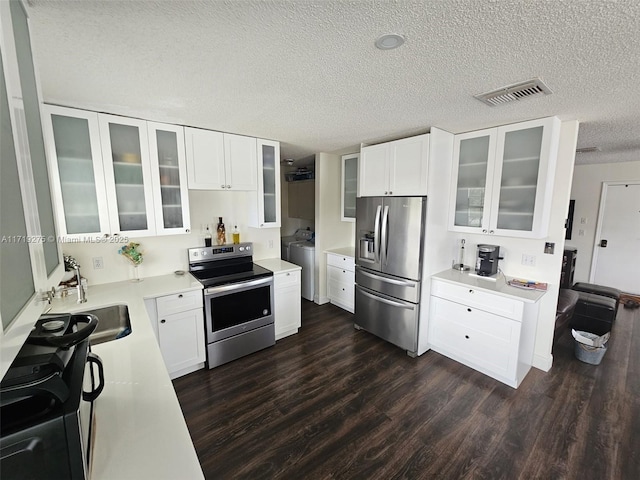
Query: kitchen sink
xmin=82 ymin=304 xmax=132 ymax=345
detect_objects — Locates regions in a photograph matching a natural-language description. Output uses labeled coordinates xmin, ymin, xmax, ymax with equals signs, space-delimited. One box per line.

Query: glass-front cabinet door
xmin=148 ymin=122 xmax=191 ymax=235
xmin=99 ymin=114 xmax=156 ymax=237
xmin=250 ymin=139 xmax=281 ymax=228
xmin=490 ymin=117 xmax=560 ymax=238
xmin=449 ymin=117 xmax=560 ymax=238
xmin=492 ymin=126 xmax=543 ymax=232
xmin=44 ymin=106 xmax=110 ymax=239
xmin=449 ymin=128 xmax=497 ymax=233
xmin=341 ymin=153 xmax=358 ymax=222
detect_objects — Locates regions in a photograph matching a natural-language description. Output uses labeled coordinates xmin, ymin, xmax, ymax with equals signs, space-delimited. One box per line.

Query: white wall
xmin=568 ymin=160 xmax=640 ymax=283
xmin=61 ymin=190 xmax=281 ymax=285
xmin=314 ymin=152 xmax=356 ymax=304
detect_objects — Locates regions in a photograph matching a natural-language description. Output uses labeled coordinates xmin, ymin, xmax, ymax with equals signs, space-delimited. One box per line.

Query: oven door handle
xmin=205 ymin=276 xmax=272 ymax=295
xmin=82 ymin=352 xmax=105 ymax=402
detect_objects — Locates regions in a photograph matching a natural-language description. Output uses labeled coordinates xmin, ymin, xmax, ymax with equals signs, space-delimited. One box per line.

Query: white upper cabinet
xmin=449 ymin=116 xmax=561 ymax=238
xmin=1 ymin=0 xmax=64 ymax=378
xmin=184 ymin=127 xmax=225 ymax=189
xmin=44 ymin=105 xmax=111 ymax=239
xmin=249 ymin=139 xmax=281 ymax=228
xmin=224 ymin=133 xmax=257 ymax=191
xmin=44 ymin=107 xmax=192 ymax=239
xmin=358 ymin=133 xmax=429 ymax=197
xmin=147 ymin=122 xmax=191 ymax=235
xmin=98 ymin=114 xmax=157 ymax=237
xmin=185 ymin=128 xmax=257 ymax=191
xmin=341 ymin=153 xmax=358 ymax=221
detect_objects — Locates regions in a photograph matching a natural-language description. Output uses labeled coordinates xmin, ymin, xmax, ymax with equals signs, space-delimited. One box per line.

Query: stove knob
xmin=246 ymin=245 xmax=251 ymax=251
xmin=193 ymin=251 xmax=198 ymax=257
xmin=238 ymin=246 xmax=245 ymax=252
xmin=202 ymin=251 xmax=207 ymax=256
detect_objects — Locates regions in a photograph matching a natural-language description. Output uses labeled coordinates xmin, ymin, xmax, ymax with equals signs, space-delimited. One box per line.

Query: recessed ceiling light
xmin=375 ymin=34 xmax=405 ymax=50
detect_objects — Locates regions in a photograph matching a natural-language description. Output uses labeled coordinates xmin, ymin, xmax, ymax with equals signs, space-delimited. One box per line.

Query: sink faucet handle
xmin=40 ymin=286 xmax=56 ymax=304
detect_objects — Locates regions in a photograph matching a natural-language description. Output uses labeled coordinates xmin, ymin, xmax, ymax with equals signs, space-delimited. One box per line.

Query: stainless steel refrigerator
xmin=354 ymin=196 xmax=426 ymax=355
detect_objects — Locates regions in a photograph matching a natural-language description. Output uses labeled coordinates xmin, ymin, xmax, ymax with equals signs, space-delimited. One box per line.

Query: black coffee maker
xmin=475 ymin=244 xmax=500 ymax=276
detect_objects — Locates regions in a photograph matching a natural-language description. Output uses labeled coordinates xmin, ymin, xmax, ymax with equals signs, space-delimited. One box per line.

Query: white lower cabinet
xmin=148 ymin=290 xmax=205 ymax=379
xmin=326 ymin=252 xmax=355 ymax=313
xmin=274 ymin=269 xmax=301 ymax=340
xmin=428 ymin=275 xmax=541 ymax=388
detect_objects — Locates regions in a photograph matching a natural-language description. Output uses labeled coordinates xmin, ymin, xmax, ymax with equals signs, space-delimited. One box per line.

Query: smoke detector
xmin=475 ymin=78 xmax=552 ymax=106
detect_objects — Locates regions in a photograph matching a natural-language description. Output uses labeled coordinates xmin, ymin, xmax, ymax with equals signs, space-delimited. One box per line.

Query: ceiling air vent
xmin=475 ymin=78 xmax=552 ymax=106
xmin=576 ymin=147 xmax=600 ymax=154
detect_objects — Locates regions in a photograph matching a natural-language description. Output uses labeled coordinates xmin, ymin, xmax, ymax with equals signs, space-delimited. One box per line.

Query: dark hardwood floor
xmin=173 ymin=300 xmax=640 ymax=479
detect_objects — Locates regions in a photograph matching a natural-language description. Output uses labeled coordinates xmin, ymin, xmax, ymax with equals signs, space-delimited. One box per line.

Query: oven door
xmin=204 ymin=276 xmax=274 ymax=343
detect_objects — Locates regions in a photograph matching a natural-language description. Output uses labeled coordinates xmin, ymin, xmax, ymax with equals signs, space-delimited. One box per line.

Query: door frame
xmin=589 ymin=180 xmax=640 ymax=283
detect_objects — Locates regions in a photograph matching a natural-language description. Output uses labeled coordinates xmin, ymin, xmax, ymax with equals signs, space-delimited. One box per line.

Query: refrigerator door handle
xmin=358 ymin=287 xmax=415 ymax=310
xmin=358 ymin=268 xmax=417 ymax=287
xmin=373 ymin=205 xmax=382 ymax=263
xmin=381 ymin=205 xmax=390 ymax=265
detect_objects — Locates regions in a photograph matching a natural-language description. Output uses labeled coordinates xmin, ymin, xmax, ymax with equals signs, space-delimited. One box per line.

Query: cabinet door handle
xmin=221 ymin=185 xmax=225 ymax=189
xmin=227 ymin=184 xmax=231 ymax=189
xmin=178 ymin=294 xmax=183 ymax=298
xmin=286 ymin=272 xmax=290 ymax=276
xmin=489 ymin=230 xmax=494 ymax=234
xmin=160 ymin=319 xmax=166 ymax=324
xmin=465 ymin=335 xmax=470 ymax=339
xmin=389 ymin=191 xmax=393 ymax=195
xmin=384 ymin=191 xmax=388 ymax=195
xmin=468 ymin=289 xmax=474 ymax=294
xmin=467 ymin=308 xmax=472 ymax=312
xmin=482 ymin=229 xmax=487 ymax=233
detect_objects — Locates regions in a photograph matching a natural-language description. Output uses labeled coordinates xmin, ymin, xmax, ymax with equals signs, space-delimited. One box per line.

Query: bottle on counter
xmin=204 ymin=226 xmax=212 ymax=247
xmin=216 ymin=217 xmax=226 ymax=245
xmin=232 ymin=225 xmax=240 ymax=244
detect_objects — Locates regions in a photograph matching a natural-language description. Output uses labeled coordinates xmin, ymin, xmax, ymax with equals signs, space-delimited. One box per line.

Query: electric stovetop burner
xmin=188 ymin=242 xmax=273 ymax=288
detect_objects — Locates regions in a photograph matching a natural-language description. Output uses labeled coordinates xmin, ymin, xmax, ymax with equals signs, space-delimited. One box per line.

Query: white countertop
xmin=49 ymin=273 xmax=204 ymax=480
xmin=432 ymin=269 xmax=546 ymax=303
xmin=255 ymin=258 xmax=301 ymax=274
xmin=325 ymin=246 xmax=355 ymax=258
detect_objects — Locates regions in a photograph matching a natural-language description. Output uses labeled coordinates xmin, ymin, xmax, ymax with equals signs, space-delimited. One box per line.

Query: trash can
xmin=572 ymin=329 xmax=610 ymax=365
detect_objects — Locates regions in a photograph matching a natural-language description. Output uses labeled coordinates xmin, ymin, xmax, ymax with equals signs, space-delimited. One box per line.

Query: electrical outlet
xmin=579 ymin=229 xmax=585 ymax=236
xmin=268 ymin=239 xmax=274 ymax=248
xmin=521 ymin=254 xmax=536 ymax=267
xmin=580 ymin=217 xmax=587 ymax=224
xmin=93 ymin=256 xmax=104 ymax=269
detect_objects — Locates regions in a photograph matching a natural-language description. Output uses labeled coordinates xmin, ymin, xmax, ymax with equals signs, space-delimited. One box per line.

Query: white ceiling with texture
xmin=27 ymin=0 xmax=640 ymax=165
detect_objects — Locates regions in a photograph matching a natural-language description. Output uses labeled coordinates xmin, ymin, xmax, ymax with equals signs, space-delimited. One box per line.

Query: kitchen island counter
xmin=49 ymin=273 xmax=204 ymax=480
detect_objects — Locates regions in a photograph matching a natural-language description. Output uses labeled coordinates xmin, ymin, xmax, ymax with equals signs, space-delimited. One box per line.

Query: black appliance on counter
xmin=475 ymin=244 xmax=500 ymax=276
xmin=188 ymin=242 xmax=275 ymax=369
xmin=0 ymin=313 xmax=104 ymax=480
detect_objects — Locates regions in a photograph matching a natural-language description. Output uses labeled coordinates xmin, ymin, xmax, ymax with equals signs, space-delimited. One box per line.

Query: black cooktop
xmin=187 ymin=243 xmax=272 ymax=289
xmin=190 ymin=262 xmax=272 ymax=289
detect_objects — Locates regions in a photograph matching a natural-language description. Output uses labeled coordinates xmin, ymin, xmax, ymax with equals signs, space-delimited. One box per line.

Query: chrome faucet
xmin=75 ymin=266 xmax=87 ymax=304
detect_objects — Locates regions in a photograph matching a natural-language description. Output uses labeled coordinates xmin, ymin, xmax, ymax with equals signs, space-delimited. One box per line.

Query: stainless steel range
xmin=188 ymin=243 xmax=275 ymax=369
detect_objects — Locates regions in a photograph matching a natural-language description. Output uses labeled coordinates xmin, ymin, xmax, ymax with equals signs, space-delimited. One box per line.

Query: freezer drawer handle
xmin=358 ymin=269 xmax=416 ymax=287
xmin=359 ymin=288 xmax=415 ymax=310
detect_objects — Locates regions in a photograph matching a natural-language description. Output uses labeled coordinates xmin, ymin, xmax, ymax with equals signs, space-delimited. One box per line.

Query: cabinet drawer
xmin=327 ymin=265 xmax=355 ymax=285
xmin=156 ymin=290 xmax=203 ymax=316
xmin=431 ymin=280 xmax=523 ymax=321
xmin=275 ymin=269 xmax=301 ymax=289
xmin=327 ymin=253 xmax=355 ymax=271
xmin=328 ymin=279 xmax=355 ymax=307
xmin=429 ymin=297 xmax=520 ymax=377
